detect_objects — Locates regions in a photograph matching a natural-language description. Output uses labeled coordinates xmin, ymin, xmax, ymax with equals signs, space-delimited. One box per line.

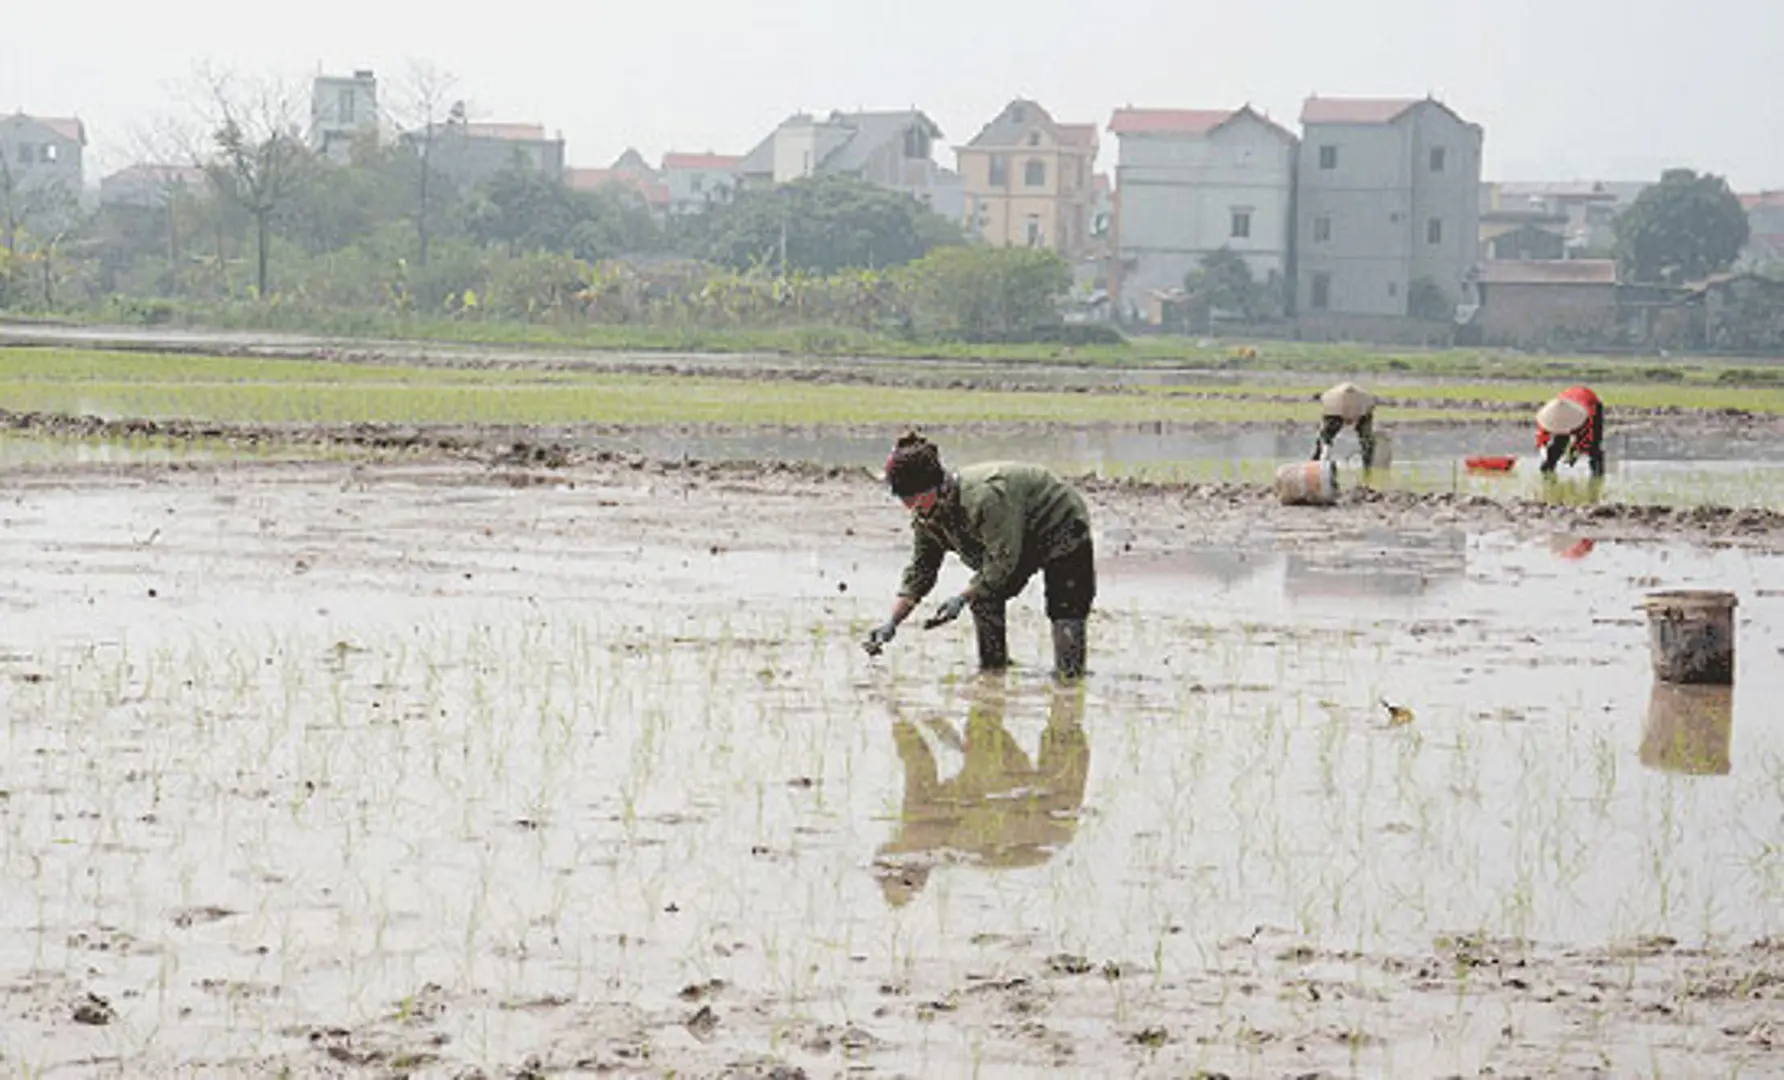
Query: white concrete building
xmin=309 ymin=69 xmax=379 ymax=164
xmin=1108 ymin=105 xmax=1298 ymax=314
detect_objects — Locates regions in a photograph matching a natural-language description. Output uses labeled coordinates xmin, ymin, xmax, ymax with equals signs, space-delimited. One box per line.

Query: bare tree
xmin=385 ymin=60 xmax=463 ymax=268
xmin=1 ymin=152 xmax=84 ymax=307
xmin=186 ymin=65 xmax=312 ymax=299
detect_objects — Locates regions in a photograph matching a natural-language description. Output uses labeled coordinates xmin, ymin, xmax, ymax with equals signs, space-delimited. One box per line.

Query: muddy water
xmin=0 ymin=463 xmax=1780 ymax=1076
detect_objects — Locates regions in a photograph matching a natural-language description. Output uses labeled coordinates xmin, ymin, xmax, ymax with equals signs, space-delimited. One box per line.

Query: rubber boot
xmin=1051 ymin=618 xmax=1087 ymax=681
xmin=971 ymin=599 xmax=1009 ymax=671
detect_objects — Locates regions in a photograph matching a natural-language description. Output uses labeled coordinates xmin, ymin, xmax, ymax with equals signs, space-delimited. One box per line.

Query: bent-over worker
xmin=1312 ymin=382 xmax=1380 ymax=469
xmin=862 ymin=432 xmax=1096 ymax=680
xmin=1536 ymin=385 xmax=1605 ymax=477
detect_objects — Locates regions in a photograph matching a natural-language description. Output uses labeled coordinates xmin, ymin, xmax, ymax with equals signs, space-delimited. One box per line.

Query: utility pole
xmin=778 ymin=202 xmax=789 ymax=279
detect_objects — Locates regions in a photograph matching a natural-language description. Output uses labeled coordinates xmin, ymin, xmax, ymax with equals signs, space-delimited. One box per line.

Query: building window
xmin=1318 ymin=145 xmax=1338 ymax=170
xmin=691 ymin=175 xmax=704 ymax=193
xmin=1388 ymin=282 xmax=1399 ymax=298
xmin=16 ymin=144 xmax=33 ymax=164
xmin=340 ymin=90 xmax=355 ymax=124
xmin=42 ymin=143 xmax=58 ymax=163
xmin=903 ymin=127 xmax=931 ymax=159
xmin=1024 ymin=159 xmax=1046 ymax=187
xmin=1430 ymin=147 xmax=1446 ymax=172
xmin=989 ymin=154 xmax=1008 ymax=186
xmin=1027 ymin=132 xmax=1040 ymax=147
xmin=1427 ymin=217 xmax=1443 ymax=244
xmin=1314 ymin=215 xmax=1332 ymax=243
xmin=1310 ymin=273 xmax=1331 ymax=310
xmin=1230 ymin=208 xmax=1252 ymax=239
xmin=1025 ymin=214 xmax=1042 ymax=247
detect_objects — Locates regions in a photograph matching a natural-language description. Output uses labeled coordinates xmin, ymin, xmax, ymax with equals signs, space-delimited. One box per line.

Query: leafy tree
xmin=1615 ymin=168 xmax=1750 ymax=285
xmin=463 ymin=167 xmax=658 ymax=262
xmin=1183 ymin=247 xmax=1266 ymax=325
xmin=1408 ymin=277 xmax=1453 ymax=321
xmin=694 ymin=176 xmax=945 ymax=275
xmin=194 ymin=68 xmax=314 ymax=298
xmin=898 ymin=245 xmax=1070 ymax=339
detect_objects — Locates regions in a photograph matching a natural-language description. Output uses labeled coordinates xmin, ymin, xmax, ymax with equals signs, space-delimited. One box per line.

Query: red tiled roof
xmin=1300 ymin=97 xmax=1421 ymax=124
xmin=1739 ymin=191 xmax=1784 ymax=210
xmin=567 ymin=168 xmax=669 ymax=206
xmin=1108 ymin=108 xmax=1235 ymax=136
xmin=462 ymin=122 xmax=549 ymax=142
xmin=7 ymin=113 xmax=86 ymax=144
xmin=1480 ymin=259 xmax=1617 ymax=285
xmin=662 ymin=152 xmax=743 ymax=171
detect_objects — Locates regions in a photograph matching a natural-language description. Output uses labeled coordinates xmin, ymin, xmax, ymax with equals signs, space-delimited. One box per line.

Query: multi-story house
xmin=955 ymin=99 xmax=1098 ymax=255
xmin=0 ymin=111 xmax=87 ymax=224
xmin=737 ymin=109 xmax=959 ymax=218
xmin=1107 ymin=105 xmax=1298 ymax=314
xmin=1294 ymin=96 xmax=1484 ymax=325
xmin=309 ymin=69 xmax=379 ymax=164
xmin=1479 ymin=180 xmax=1646 ymax=259
xmin=399 ymin=120 xmax=566 ymax=190
xmin=661 ymin=152 xmax=744 ymax=216
xmin=567 ymin=148 xmax=670 ymax=218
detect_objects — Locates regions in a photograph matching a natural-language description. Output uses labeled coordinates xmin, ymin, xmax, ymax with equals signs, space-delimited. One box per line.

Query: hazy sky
xmin=9 ymin=0 xmax=1781 ymax=189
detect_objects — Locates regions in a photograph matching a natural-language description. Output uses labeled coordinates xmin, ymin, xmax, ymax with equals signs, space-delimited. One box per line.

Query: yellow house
xmin=955 ymin=100 xmax=1098 ymax=255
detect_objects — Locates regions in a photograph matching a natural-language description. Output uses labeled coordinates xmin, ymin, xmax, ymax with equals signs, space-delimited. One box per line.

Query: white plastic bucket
xmin=1642 ymin=590 xmax=1737 ymax=685
xmin=1275 ymin=460 xmax=1339 ymax=506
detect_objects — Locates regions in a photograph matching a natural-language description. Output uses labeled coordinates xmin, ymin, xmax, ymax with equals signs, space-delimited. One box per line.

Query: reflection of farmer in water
xmin=1536 ymin=386 xmax=1606 ymax=477
xmin=1311 ymin=382 xmax=1379 ymax=469
xmin=875 ymin=680 xmax=1090 ymax=907
xmin=863 ymin=432 xmax=1096 ymax=679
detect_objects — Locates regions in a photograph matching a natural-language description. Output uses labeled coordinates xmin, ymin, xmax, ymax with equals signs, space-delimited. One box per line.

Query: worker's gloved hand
xmin=923 ymin=593 xmax=970 ymax=630
xmin=862 ymin=621 xmax=898 ymax=656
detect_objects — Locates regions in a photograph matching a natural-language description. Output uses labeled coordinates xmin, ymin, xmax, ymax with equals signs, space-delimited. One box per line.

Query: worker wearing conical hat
xmin=1536 ymin=386 xmax=1605 ymax=477
xmin=1312 ymin=382 xmax=1379 ymax=469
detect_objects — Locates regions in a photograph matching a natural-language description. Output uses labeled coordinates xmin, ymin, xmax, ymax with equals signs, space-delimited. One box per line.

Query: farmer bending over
xmin=1312 ymin=382 xmax=1379 ymax=468
xmin=863 ymin=432 xmax=1096 ymax=680
xmin=1536 ymin=385 xmax=1605 ymax=478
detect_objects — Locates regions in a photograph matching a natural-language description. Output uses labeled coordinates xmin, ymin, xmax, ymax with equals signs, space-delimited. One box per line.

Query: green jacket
xmin=899 ymin=462 xmax=1092 ymax=603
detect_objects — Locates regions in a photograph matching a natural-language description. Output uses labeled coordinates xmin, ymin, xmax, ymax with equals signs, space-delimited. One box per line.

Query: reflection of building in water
xmin=1640 ymin=682 xmax=1733 ymax=776
xmin=1283 ymin=528 xmax=1467 ymax=601
xmin=875 ymin=678 xmax=1090 ymax=907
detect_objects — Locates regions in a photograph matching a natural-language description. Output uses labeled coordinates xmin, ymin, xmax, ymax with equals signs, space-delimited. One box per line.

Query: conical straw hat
xmin=1319 ymin=382 xmax=1376 ymax=422
xmin=1536 ymin=396 xmax=1590 ymax=435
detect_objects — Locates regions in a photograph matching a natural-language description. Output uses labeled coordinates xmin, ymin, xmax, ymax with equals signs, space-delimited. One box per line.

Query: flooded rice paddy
xmin=1 ymin=457 xmax=1781 ymax=1077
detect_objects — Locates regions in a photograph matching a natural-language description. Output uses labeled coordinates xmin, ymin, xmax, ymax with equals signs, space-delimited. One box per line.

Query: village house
xmin=737 ymin=109 xmax=962 ymax=220
xmin=566 ymin=148 xmax=670 ymax=218
xmin=1474 ymin=259 xmax=1619 ymax=348
xmin=399 ymin=120 xmax=565 ymax=190
xmin=1294 ymin=96 xmax=1483 ymax=334
xmin=0 ymin=111 xmax=86 ymax=203
xmin=1106 ymin=104 xmax=1297 ymax=317
xmin=955 ymin=99 xmax=1098 ymax=255
xmin=660 ymin=152 xmax=744 ymax=216
xmin=309 ymin=69 xmax=379 ymax=164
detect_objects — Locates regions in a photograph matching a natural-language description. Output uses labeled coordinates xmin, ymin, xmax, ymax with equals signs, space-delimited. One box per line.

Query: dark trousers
xmin=970 ymin=538 xmax=1096 ymax=670
xmin=1313 ymin=413 xmax=1376 ymax=468
xmin=1540 ymin=404 xmax=1606 ymax=477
